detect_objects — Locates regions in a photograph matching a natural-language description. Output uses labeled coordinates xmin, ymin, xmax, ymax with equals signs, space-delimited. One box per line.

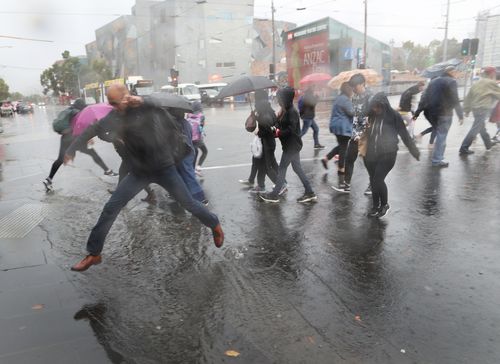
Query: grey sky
xmin=0 ymin=0 xmax=498 ymax=94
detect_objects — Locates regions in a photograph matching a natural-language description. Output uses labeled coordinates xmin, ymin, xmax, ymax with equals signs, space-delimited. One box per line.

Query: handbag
xmin=245 ymin=111 xmax=257 ymax=132
xmin=357 ymin=132 xmax=368 ymax=157
xmin=250 ymin=136 xmax=263 ymax=158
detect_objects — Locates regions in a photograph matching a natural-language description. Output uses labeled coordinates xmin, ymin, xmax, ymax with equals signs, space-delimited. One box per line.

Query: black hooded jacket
xmin=66 ymin=97 xmax=189 ymax=175
xmin=399 ymin=84 xmax=421 ymax=112
xmin=365 ymin=93 xmax=420 ymax=161
xmin=277 ymin=87 xmax=303 ymax=152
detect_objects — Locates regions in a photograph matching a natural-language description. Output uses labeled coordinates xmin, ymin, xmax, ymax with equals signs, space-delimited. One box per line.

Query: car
xmin=0 ymin=101 xmax=14 ymax=117
xmin=17 ymin=102 xmax=34 ymax=115
xmin=37 ymin=102 xmax=46 ymax=108
xmin=160 ymin=83 xmax=201 ymax=102
xmin=198 ymin=83 xmax=228 ymax=105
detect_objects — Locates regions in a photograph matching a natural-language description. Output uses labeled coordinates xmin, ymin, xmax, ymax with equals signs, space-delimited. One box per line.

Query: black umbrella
xmin=421 ymin=58 xmax=463 ymax=79
xmin=217 ymin=76 xmax=277 ymax=99
xmin=150 ymin=92 xmax=193 ymax=112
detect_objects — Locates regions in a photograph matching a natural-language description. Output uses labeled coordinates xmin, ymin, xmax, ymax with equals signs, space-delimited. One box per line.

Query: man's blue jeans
xmin=431 ymin=116 xmax=453 ymax=165
xmin=86 ymin=165 xmax=219 ymax=255
xmin=460 ymin=109 xmax=492 ymax=151
xmin=177 ymin=150 xmax=205 ymax=202
xmin=300 ymin=118 xmax=320 ymax=145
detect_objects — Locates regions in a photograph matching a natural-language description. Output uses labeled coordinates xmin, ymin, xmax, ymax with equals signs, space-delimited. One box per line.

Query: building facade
xmin=475 ymin=12 xmax=500 ymax=68
xmin=284 ymin=18 xmax=390 ymax=88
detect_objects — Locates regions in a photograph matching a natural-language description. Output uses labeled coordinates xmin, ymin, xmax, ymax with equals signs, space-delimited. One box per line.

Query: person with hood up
xmin=67 ymin=84 xmax=223 ymax=272
xmin=413 ymin=66 xmax=463 ymax=167
xmin=43 ymin=98 xmax=117 ymax=192
xmin=298 ymin=86 xmax=324 ymax=149
xmin=459 ymin=66 xmax=500 ymax=155
xmin=364 ymin=93 xmax=420 ymax=218
xmin=186 ymin=101 xmax=208 ymax=174
xmin=249 ymin=89 xmax=281 ymax=194
xmin=259 ymin=87 xmax=317 ymax=203
xmin=322 ymin=82 xmax=354 ymax=192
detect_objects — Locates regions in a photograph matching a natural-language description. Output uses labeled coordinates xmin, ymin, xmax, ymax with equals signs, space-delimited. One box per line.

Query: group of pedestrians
xmin=245 ymin=66 xmax=499 ymax=219
xmin=45 ymin=66 xmax=498 ymax=273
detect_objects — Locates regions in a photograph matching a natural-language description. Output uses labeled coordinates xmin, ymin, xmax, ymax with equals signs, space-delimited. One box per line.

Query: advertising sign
xmin=286 ymin=22 xmax=330 ymax=88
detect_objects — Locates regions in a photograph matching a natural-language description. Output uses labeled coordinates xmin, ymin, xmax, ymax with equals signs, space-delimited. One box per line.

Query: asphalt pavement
xmin=0 ymin=101 xmax=499 ymax=364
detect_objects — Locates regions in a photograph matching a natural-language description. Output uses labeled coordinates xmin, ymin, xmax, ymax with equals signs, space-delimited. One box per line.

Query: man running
xmin=68 ymin=84 xmax=224 ymax=272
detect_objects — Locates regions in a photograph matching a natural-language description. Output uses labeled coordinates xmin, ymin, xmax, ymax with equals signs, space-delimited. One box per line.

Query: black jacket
xmin=365 ymin=93 xmax=420 ymax=161
xmin=277 ymin=88 xmax=303 ymax=152
xmin=66 ymin=97 xmax=189 ymax=176
xmin=414 ymin=75 xmax=463 ymax=123
xmin=299 ymin=90 xmax=318 ymax=119
xmin=399 ymin=85 xmax=421 ymax=112
xmin=255 ymin=99 xmax=277 ymax=151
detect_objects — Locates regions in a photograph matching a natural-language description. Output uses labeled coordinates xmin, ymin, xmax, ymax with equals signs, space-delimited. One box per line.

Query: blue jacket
xmin=329 ymin=94 xmax=354 ymax=137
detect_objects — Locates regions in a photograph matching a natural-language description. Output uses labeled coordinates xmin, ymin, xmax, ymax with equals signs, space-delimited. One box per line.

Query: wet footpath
xmin=0 ymin=103 xmax=499 ymax=364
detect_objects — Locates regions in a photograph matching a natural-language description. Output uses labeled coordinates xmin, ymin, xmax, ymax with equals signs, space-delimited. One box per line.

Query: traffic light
xmin=470 ymin=38 xmax=479 ymax=56
xmin=461 ymin=39 xmax=470 ymax=56
xmin=170 ymin=68 xmax=179 ymax=87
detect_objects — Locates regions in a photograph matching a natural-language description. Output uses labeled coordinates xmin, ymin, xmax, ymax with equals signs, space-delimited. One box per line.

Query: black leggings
xmin=364 ymin=152 xmax=397 ymax=208
xmin=420 ymin=126 xmax=437 ymax=144
xmin=344 ymin=139 xmax=360 ymax=184
xmin=193 ymin=140 xmax=208 ymax=167
xmin=49 ymin=133 xmax=109 ymax=180
xmin=326 ymin=135 xmax=350 ymax=170
xmin=256 ymin=147 xmax=279 ymax=188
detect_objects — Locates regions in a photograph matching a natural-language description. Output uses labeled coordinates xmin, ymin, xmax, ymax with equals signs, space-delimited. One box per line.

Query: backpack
xmin=52 ymin=108 xmax=78 ymax=134
xmin=186 ymin=113 xmax=203 ymax=141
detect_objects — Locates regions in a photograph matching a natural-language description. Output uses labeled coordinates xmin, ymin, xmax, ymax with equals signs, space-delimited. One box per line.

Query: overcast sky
xmin=0 ymin=0 xmax=498 ymax=94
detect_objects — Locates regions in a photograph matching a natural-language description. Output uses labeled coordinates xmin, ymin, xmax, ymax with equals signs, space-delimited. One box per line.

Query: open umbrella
xmin=421 ymin=58 xmax=462 ymax=79
xmin=150 ymin=93 xmax=193 ymax=112
xmin=328 ymin=69 xmax=382 ymax=89
xmin=217 ymin=76 xmax=276 ymax=99
xmin=299 ymin=73 xmax=332 ymax=86
xmin=72 ymin=103 xmax=113 ymax=136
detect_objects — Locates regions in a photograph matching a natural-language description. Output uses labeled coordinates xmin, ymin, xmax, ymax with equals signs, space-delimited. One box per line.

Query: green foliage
xmin=393 ymin=38 xmax=464 ymax=71
xmin=40 ymin=50 xmax=81 ymax=97
xmin=0 ymin=78 xmax=10 ymax=100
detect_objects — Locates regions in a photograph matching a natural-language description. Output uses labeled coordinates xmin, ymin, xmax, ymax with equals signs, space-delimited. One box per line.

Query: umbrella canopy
xmin=328 ymin=69 xmax=382 ymax=89
xmin=299 ymin=73 xmax=332 ymax=86
xmin=150 ymin=93 xmax=193 ymax=112
xmin=217 ymin=76 xmax=276 ymax=99
xmin=421 ymin=58 xmax=462 ymax=79
xmin=72 ymin=103 xmax=113 ymax=136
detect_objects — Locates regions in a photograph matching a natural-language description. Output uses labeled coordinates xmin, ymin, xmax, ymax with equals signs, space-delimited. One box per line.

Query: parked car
xmin=17 ymin=102 xmax=34 ymax=115
xmin=0 ymin=101 xmax=14 ymax=117
xmin=160 ymin=83 xmax=201 ymax=102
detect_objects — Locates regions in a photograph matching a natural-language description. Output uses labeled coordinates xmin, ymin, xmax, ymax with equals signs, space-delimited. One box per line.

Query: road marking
xmin=0 ymin=204 xmax=48 ymax=239
xmin=3 ymin=172 xmax=43 ymax=183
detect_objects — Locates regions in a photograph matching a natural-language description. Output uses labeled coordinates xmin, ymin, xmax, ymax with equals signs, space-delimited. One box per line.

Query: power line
xmin=0 ymin=35 xmax=53 ymax=43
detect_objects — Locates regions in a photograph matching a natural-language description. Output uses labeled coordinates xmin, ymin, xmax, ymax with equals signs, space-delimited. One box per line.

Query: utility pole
xmin=271 ymin=0 xmax=276 ymax=79
xmin=363 ymin=0 xmax=367 ymax=68
xmin=442 ymin=0 xmax=450 ymax=61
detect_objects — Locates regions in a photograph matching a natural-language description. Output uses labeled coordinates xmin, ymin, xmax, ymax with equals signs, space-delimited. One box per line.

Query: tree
xmin=432 ymin=38 xmax=462 ymax=61
xmin=80 ymin=59 xmax=113 ymax=85
xmin=40 ymin=50 xmax=81 ymax=96
xmin=0 ymin=78 xmax=9 ymax=100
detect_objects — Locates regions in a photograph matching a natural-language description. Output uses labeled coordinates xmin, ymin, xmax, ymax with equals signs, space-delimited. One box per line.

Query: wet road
xmin=0 ymin=102 xmax=499 ymax=363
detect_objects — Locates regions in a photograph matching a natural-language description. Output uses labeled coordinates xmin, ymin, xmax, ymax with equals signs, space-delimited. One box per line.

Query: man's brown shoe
xmin=212 ymin=224 xmax=224 ymax=248
xmin=71 ymin=255 xmax=102 ymax=272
